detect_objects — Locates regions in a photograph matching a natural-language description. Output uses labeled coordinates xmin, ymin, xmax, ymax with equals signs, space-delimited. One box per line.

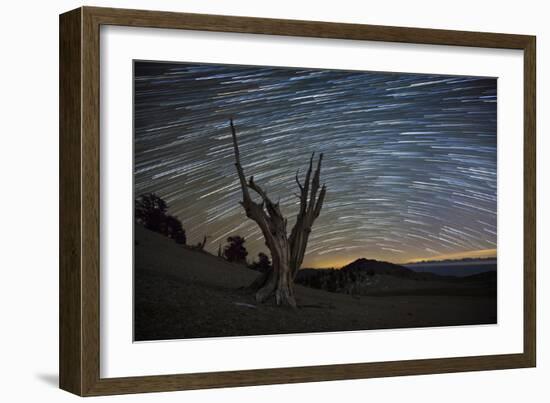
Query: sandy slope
xmin=134 ymin=225 xmax=497 ymax=341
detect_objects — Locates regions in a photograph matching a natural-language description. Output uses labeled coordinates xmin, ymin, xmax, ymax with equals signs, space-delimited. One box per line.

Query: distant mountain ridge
xmin=341 ymin=258 xmax=417 ymax=277
xmin=405 ymin=257 xmax=497 ymax=265
xmin=404 ymin=258 xmax=497 ymax=277
xmin=296 ymin=257 xmax=496 ymax=297
xmin=301 ymin=258 xmax=456 ymax=281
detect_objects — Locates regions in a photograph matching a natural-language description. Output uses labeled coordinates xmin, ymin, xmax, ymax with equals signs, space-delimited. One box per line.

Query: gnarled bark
xmin=230 ymin=119 xmax=326 ymax=307
xmin=290 ymin=152 xmax=326 ymax=279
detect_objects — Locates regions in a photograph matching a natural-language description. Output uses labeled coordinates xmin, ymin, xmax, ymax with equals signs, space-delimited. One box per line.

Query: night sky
xmin=134 ymin=61 xmax=497 ymax=268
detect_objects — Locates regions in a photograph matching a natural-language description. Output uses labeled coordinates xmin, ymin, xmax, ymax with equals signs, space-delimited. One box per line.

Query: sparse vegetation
xmin=249 ymin=252 xmax=272 ymax=273
xmin=135 ymin=193 xmax=187 ymax=245
xmin=295 ymin=258 xmax=496 ymax=297
xmin=134 ymin=225 xmax=497 ymax=341
xmin=192 ymin=235 xmax=210 ymax=251
xmin=223 ymin=235 xmax=248 ymax=264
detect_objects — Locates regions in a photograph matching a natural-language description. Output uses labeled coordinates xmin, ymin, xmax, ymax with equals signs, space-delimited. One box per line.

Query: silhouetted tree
xmin=164 ymin=215 xmax=187 ymax=245
xmin=135 ymin=193 xmax=168 ymax=232
xmin=249 ymin=252 xmax=271 ymax=273
xmin=224 ymin=236 xmax=248 ymax=264
xmin=135 ymin=193 xmax=187 ymax=245
xmin=230 ymin=119 xmax=326 ymax=307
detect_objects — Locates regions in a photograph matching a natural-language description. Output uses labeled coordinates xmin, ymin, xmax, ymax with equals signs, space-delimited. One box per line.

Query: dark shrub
xmin=164 ymin=215 xmax=187 ymax=245
xmin=249 ymin=252 xmax=271 ymax=272
xmin=223 ymin=236 xmax=248 ymax=264
xmin=135 ymin=193 xmax=186 ymax=245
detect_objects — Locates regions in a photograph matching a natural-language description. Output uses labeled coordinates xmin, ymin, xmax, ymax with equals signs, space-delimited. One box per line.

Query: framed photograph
xmin=59 ymin=6 xmax=536 ymax=396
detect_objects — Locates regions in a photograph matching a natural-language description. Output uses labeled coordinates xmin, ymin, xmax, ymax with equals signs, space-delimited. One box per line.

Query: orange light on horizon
xmin=405 ymin=248 xmax=497 ymax=264
xmin=302 ymin=248 xmax=497 ymax=269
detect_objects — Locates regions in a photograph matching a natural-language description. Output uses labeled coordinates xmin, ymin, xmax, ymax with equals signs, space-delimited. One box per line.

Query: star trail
xmin=134 ymin=61 xmax=497 ymax=268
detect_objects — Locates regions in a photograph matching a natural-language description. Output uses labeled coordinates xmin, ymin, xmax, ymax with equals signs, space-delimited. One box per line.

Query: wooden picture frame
xmin=59 ymin=6 xmax=536 ymax=396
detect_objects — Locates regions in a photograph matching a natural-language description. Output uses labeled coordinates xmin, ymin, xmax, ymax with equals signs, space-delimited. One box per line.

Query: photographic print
xmin=133 ymin=61 xmax=497 ymax=342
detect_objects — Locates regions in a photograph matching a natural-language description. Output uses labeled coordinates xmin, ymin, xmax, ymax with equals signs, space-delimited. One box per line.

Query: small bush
xmin=223 ymin=236 xmax=248 ymax=264
xmin=135 ymin=193 xmax=186 ymax=245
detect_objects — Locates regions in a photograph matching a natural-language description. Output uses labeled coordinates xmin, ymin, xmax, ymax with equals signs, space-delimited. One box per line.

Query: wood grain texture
xmin=59 ymin=6 xmax=537 ymax=396
xmin=86 ymin=354 xmax=531 ymax=396
xmin=80 ymin=6 xmax=102 ymax=396
xmin=86 ymin=6 xmax=532 ymax=49
xmin=59 ymin=8 xmax=82 ymax=396
xmin=523 ymin=38 xmax=536 ymax=367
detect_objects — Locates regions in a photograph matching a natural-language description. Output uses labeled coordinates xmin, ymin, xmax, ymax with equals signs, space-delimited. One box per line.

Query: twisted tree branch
xmin=229 ymin=119 xmax=325 ymax=306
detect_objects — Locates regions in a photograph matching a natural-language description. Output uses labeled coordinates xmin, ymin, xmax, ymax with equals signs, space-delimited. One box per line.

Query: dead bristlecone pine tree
xmin=230 ymin=118 xmax=326 ymax=307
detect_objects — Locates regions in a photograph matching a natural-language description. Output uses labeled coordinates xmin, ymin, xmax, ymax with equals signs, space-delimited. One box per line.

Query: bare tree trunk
xmin=251 ymin=239 xmax=295 ymax=306
xmin=230 ymin=119 xmax=326 ymax=307
xmin=193 ymin=235 xmax=209 ymax=251
xmin=290 ymin=153 xmax=326 ymax=279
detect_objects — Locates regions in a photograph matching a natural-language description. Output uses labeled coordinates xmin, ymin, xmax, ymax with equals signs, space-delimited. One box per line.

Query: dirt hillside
xmin=135 ymin=225 xmax=497 ymax=341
